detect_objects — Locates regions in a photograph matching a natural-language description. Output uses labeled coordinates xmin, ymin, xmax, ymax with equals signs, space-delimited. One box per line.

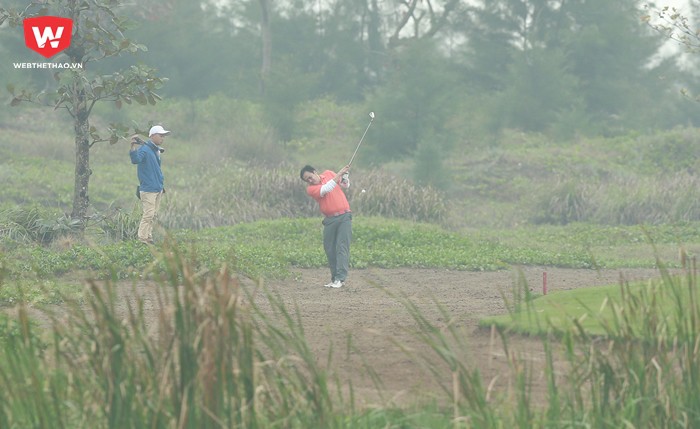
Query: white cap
xmin=149 ymin=125 xmax=170 ymax=136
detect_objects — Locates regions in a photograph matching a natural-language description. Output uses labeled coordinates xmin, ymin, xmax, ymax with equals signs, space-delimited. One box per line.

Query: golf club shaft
xmin=132 ymin=136 xmax=165 ymax=153
xmin=349 ymin=119 xmax=373 ymax=165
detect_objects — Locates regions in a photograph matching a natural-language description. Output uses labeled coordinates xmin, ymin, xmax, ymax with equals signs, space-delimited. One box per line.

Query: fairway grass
xmin=481 ymin=266 xmax=699 ymax=337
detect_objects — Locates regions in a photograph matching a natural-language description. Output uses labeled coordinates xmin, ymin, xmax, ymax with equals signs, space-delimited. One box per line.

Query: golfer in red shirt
xmin=300 ymin=164 xmax=352 ymax=288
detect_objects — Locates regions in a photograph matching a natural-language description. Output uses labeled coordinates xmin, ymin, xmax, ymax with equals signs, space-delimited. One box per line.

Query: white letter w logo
xmin=32 ymin=26 xmax=64 ymax=49
xmin=24 ymin=16 xmax=73 ymax=58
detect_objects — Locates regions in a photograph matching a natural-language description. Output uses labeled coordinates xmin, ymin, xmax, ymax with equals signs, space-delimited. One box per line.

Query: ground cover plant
xmin=2 ymin=217 xmax=699 ymax=305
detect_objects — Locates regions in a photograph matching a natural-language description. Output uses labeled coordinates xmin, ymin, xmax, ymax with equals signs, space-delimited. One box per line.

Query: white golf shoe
xmin=324 ymin=280 xmax=343 ymax=288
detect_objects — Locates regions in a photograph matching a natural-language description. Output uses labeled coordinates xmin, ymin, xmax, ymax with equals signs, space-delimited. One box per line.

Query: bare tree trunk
xmin=66 ymin=0 xmax=90 ymax=226
xmin=367 ymin=0 xmax=382 ymax=77
xmin=259 ymin=0 xmax=272 ymax=95
xmin=70 ymin=86 xmax=91 ymax=223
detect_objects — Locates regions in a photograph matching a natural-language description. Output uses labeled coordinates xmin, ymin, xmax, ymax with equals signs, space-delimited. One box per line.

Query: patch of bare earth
xmin=10 ymin=266 xmax=664 ymax=408
xmin=244 ymin=266 xmax=663 ymax=407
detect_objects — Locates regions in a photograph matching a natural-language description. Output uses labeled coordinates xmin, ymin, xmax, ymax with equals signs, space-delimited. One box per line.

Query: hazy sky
xmin=653 ymin=0 xmax=689 ymax=7
xmin=645 ymin=0 xmax=697 ymax=70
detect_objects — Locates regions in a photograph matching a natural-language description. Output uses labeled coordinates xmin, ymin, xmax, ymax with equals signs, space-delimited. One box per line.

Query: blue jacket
xmin=130 ymin=141 xmax=164 ymax=192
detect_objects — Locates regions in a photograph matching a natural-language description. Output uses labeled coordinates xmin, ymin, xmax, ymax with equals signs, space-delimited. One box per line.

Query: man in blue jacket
xmin=130 ymin=125 xmax=169 ymax=244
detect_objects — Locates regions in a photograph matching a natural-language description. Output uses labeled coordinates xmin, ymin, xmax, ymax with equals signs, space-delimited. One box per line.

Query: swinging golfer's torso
xmin=307 ymin=170 xmax=350 ymax=217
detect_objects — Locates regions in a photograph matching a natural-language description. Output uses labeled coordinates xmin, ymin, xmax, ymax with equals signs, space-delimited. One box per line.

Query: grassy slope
xmin=481 ymin=266 xmax=700 ymax=337
xmin=2 ymin=101 xmax=700 ymax=226
xmin=447 ymin=128 xmax=700 ymax=227
xmin=3 ymin=102 xmax=700 ymax=337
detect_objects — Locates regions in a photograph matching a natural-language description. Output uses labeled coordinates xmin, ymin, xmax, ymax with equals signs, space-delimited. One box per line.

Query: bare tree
xmin=643 ymin=3 xmax=700 ymax=100
xmin=387 ymin=0 xmax=461 ymax=48
xmin=643 ymin=3 xmax=700 ymax=51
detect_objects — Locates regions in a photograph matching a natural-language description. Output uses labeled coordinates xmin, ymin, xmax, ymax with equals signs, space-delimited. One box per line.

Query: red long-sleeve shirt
xmin=306 ymin=170 xmax=351 ymax=217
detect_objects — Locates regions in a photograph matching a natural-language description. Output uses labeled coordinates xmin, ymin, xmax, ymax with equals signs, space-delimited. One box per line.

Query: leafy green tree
xmin=458 ymin=0 xmax=585 ymax=133
xmin=366 ymin=39 xmax=459 ymax=164
xmin=643 ymin=2 xmax=700 ymax=60
xmin=211 ymin=0 xmax=461 ymax=103
xmin=0 ymin=0 xmax=165 ymax=224
xmin=414 ymin=135 xmax=450 ymax=189
xmin=101 ymin=0 xmax=254 ymax=99
xmin=561 ymin=0 xmax=668 ymax=130
xmin=0 ymin=0 xmax=42 ymax=95
xmin=309 ymin=0 xmax=382 ymax=101
xmin=460 ymin=0 xmax=680 ymax=134
xmin=211 ymin=0 xmax=319 ymax=140
xmin=495 ymin=47 xmax=584 ymax=134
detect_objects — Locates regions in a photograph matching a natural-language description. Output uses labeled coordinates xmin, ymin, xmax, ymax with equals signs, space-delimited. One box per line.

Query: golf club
xmin=348 ymin=111 xmax=375 ymax=165
xmin=131 ymin=135 xmax=165 ymax=153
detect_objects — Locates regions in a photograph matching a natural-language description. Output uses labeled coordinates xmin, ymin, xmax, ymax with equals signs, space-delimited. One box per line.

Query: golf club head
xmin=369 ymin=111 xmax=375 ymax=120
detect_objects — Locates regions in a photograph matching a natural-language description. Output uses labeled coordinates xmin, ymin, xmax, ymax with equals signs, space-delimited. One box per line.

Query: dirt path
xmin=8 ymin=266 xmax=665 ymax=407
xmin=245 ymin=266 xmax=663 ymax=406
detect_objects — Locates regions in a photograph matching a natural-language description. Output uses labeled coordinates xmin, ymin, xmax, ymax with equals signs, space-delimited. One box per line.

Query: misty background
xmin=3 ymin=0 xmax=699 ymax=135
xmin=2 ymin=0 xmax=700 ymax=229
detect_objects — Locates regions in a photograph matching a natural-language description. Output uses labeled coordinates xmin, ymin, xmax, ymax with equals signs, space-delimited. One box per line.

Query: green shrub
xmin=91 ymin=204 xmax=141 ymax=242
xmin=531 ymin=180 xmax=589 ymax=225
xmin=0 ymin=207 xmax=83 ymax=244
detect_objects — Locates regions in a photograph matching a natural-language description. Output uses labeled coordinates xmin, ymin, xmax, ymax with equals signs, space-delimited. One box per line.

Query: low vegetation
xmin=2 ymin=215 xmax=700 ymax=305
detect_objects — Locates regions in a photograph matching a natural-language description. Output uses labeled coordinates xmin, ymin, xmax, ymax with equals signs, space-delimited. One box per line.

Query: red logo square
xmin=23 ymin=16 xmax=73 ymax=59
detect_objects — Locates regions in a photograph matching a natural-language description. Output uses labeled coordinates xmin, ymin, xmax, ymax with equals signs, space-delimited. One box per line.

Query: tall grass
xmin=532 ymin=172 xmax=700 ymax=225
xmin=385 ymin=290 xmax=501 ymax=428
xmin=349 ymin=170 xmax=448 ymax=224
xmin=2 ymin=240 xmax=700 ymax=427
xmin=0 ymin=207 xmax=85 ymax=244
xmin=1 ymin=168 xmax=446 ymax=243
xmin=0 ymin=246 xmax=348 ymax=428
xmin=4 ymin=100 xmax=700 ymax=230
xmin=387 ymin=260 xmax=700 ymax=427
xmin=159 ymin=165 xmax=448 ymax=229
xmin=560 ymin=257 xmax=700 ymax=428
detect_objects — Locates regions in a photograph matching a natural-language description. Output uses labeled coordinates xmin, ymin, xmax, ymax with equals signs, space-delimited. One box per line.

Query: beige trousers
xmin=138 ymin=191 xmax=162 ymax=242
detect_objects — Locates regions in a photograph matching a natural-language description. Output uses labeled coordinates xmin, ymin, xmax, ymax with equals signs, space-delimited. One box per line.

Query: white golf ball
xmin=361 ymin=189 xmax=366 ymax=193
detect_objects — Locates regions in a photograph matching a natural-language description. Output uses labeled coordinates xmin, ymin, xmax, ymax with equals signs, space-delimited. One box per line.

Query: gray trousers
xmin=322 ymin=212 xmax=352 ymax=282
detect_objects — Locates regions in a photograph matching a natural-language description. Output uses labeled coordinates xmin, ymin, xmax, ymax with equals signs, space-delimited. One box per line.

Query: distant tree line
xmin=2 ymin=0 xmax=700 ymax=164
